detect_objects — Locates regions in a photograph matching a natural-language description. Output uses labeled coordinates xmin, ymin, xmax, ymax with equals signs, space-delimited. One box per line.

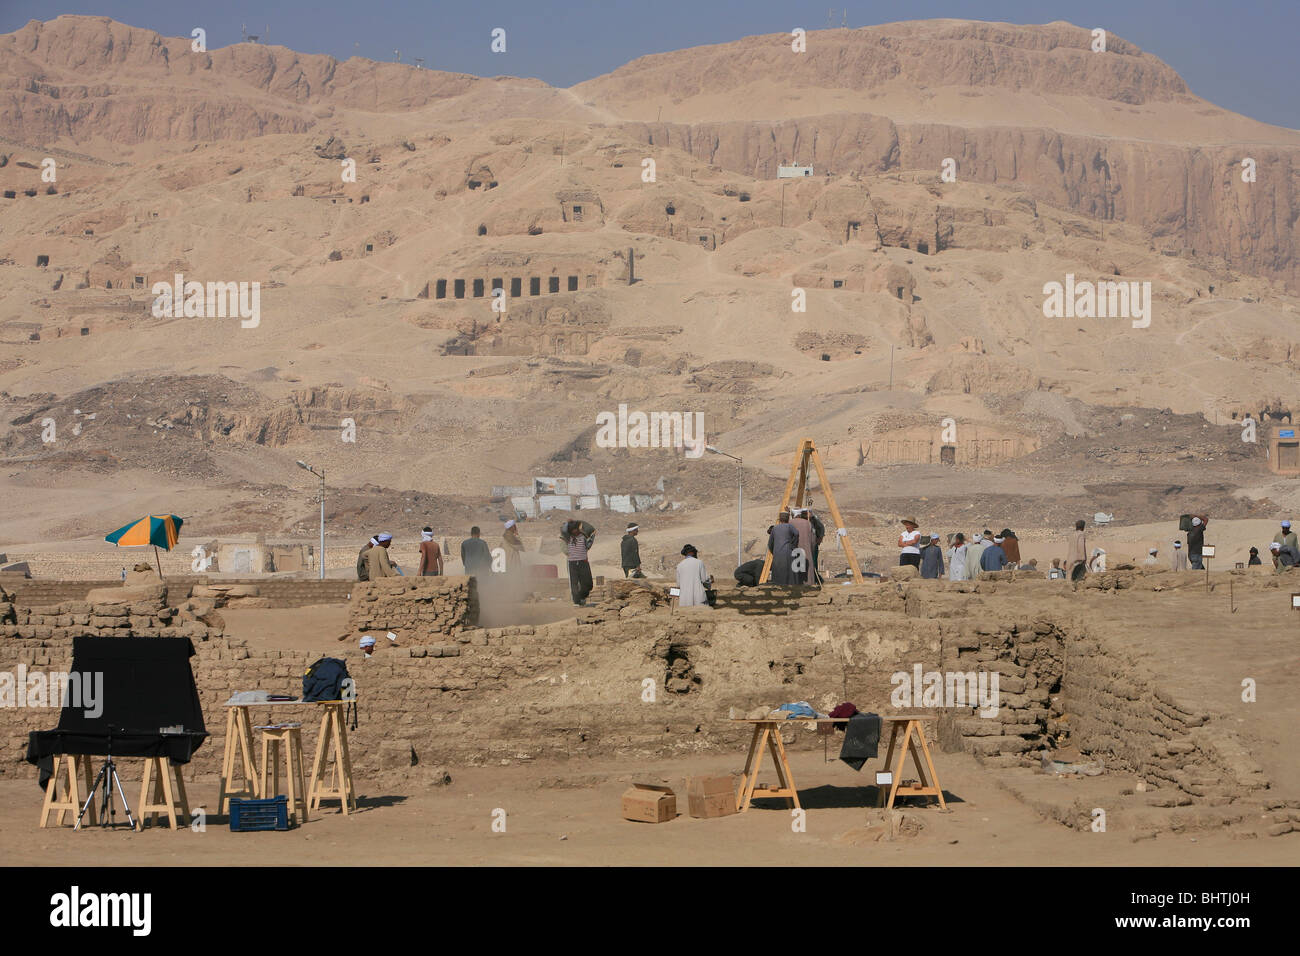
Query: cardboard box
xmin=685 ymin=775 xmax=738 ymax=819
xmin=622 ymin=783 xmax=676 ymax=823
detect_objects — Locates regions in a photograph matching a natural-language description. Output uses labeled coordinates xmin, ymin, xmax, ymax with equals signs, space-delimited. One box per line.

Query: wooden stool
xmin=879 ymin=715 xmax=947 ymax=810
xmin=138 ymin=756 xmax=191 ymax=830
xmin=39 ymin=754 xmax=97 ymax=828
xmin=217 ymin=705 xmax=262 ymax=815
xmin=308 ymin=702 xmax=357 ymax=815
xmin=259 ymin=724 xmax=310 ymax=825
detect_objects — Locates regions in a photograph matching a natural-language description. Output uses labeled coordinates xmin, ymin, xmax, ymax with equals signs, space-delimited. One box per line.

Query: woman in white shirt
xmin=898 ymin=518 xmax=922 ymax=567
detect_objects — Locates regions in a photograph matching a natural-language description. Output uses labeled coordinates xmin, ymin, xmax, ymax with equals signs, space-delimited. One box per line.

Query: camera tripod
xmin=76 ymin=732 xmax=138 ymax=830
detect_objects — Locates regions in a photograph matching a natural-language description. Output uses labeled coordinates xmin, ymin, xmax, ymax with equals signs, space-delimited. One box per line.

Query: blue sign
xmin=1281 ymin=430 xmax=1296 ymax=439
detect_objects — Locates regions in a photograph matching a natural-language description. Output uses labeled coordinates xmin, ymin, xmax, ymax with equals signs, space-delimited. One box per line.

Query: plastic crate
xmin=229 ymin=796 xmax=290 ymax=832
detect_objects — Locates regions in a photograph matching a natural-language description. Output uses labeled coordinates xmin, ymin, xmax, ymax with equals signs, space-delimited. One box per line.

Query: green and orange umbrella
xmin=105 ymin=514 xmax=184 ymax=576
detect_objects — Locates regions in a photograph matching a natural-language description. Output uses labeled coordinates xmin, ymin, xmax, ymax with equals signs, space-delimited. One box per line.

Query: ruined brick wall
xmin=899 ymin=577 xmax=1274 ymax=807
xmin=7 ymin=577 xmax=355 ymax=609
xmin=1063 ymin=628 xmax=1268 ymax=803
xmin=347 ymin=577 xmax=478 ymax=637
xmin=0 ymin=576 xmax=1280 ymax=823
xmin=0 ymin=591 xmax=222 ymax=643
xmin=0 ymin=584 xmax=224 ymax=773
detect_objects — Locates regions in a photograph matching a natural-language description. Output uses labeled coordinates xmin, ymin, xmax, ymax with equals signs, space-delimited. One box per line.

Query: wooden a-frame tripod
xmin=759 ymin=438 xmax=864 ymax=584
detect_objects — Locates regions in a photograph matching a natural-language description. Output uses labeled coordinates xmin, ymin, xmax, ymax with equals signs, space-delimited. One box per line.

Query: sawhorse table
xmin=39 ymin=753 xmax=192 ymax=830
xmin=218 ymin=700 xmax=357 ymax=818
xmin=731 ymin=713 xmax=947 ymax=812
xmin=879 ymin=714 xmax=946 ymax=810
xmin=732 ymin=717 xmax=850 ymax=811
xmin=39 ymin=754 xmax=97 ymax=828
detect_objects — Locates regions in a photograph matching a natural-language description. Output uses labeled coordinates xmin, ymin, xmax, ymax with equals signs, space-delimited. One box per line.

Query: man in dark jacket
xmin=460 ymin=526 xmax=492 ymax=578
xmin=807 ymin=509 xmax=826 ymax=584
xmin=1187 ymin=515 xmax=1207 ymax=570
xmin=767 ymin=512 xmax=799 ymax=584
xmin=620 ymin=523 xmax=642 ymax=578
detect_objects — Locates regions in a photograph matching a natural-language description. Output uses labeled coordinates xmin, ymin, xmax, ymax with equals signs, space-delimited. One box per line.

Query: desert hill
xmin=0 ymin=15 xmax=1297 ymax=568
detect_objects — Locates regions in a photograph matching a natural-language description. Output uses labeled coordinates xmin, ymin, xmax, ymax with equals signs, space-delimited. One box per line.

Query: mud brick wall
xmin=931 ymin=615 xmax=1063 ymax=765
xmin=0 ymin=589 xmax=224 ymax=772
xmin=7 ymin=577 xmax=355 ymax=609
xmin=0 ymin=596 xmax=221 ymax=643
xmin=0 ymin=585 xmax=942 ymax=780
xmin=904 ymin=581 xmax=1273 ymax=805
xmin=0 ymin=579 xmax=1277 ymax=813
xmin=1062 ymin=627 xmax=1269 ymax=803
xmin=347 ymin=577 xmax=479 ymax=638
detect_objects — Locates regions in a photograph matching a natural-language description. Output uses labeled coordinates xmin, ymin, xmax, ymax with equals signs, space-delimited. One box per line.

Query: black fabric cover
xmin=26 ymin=636 xmax=208 ymax=787
xmin=839 ymin=712 xmax=881 ymax=772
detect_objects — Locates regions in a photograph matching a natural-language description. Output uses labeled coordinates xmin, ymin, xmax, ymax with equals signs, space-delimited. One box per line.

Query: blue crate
xmin=229 ymin=796 xmax=290 ymax=831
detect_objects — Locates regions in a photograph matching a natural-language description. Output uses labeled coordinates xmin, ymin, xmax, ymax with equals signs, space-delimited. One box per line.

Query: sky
xmin=3 ymin=0 xmax=1297 ymax=130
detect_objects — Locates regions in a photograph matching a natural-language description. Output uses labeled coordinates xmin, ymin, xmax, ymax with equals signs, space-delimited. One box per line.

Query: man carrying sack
xmin=561 ymin=519 xmax=596 ymax=606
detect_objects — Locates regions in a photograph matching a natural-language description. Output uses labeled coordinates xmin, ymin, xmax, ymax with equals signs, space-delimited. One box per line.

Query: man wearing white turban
xmin=366 ymin=533 xmax=397 ymax=579
xmin=502 ymin=520 xmax=524 ymax=574
xmin=419 ymin=526 xmax=443 ymax=576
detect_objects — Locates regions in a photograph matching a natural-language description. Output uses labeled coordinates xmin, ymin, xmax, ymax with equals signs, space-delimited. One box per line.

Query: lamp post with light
xmin=296 ymin=460 xmax=325 ymax=580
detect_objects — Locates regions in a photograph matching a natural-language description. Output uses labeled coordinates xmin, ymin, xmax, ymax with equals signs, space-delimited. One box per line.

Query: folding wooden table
xmin=879 ymin=713 xmax=946 ymax=810
xmin=731 ymin=712 xmax=947 ymax=812
xmin=732 ymin=717 xmax=850 ymax=811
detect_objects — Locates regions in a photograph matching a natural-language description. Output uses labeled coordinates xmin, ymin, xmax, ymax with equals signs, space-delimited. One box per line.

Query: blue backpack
xmin=302 ymin=657 xmax=350 ymax=702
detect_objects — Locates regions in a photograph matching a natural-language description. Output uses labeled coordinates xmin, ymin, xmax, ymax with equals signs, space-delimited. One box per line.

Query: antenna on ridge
xmin=827 ymin=8 xmax=834 ymax=28
xmin=842 ymin=8 xmax=848 ymax=27
xmin=415 ymin=57 xmax=424 ymax=70
xmin=394 ymin=49 xmax=401 ymax=63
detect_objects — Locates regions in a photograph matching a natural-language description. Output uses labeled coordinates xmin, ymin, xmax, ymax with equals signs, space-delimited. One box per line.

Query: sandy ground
xmin=3 ymin=748 xmax=1289 ymax=867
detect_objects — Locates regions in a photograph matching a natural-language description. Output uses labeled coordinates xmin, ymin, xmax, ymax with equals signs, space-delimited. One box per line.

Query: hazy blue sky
xmin=4 ymin=1 xmax=1296 ymax=130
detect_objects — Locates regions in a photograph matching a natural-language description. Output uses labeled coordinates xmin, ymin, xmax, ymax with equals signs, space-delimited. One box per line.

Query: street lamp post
xmin=297 ymin=460 xmax=325 ymax=580
xmin=706 ymin=445 xmax=743 ymax=567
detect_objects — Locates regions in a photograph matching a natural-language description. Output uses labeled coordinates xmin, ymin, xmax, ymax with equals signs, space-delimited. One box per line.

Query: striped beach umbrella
xmin=105 ymin=514 xmax=184 ymax=576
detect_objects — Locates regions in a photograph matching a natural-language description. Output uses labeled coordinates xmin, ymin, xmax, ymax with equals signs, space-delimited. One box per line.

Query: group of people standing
xmin=354 ymin=511 xmax=1300 ymax=613
xmin=898 ymin=518 xmax=1029 ymax=581
xmin=765 ymin=508 xmax=826 ymax=585
xmin=1148 ymin=516 xmax=1297 ymax=573
xmin=355 ymin=521 xmax=527 ymax=581
xmin=565 ymin=518 xmax=713 ymax=608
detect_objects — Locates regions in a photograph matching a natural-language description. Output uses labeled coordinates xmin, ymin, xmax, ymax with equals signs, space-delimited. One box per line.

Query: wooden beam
xmin=808 ymin=443 xmax=864 ymax=583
